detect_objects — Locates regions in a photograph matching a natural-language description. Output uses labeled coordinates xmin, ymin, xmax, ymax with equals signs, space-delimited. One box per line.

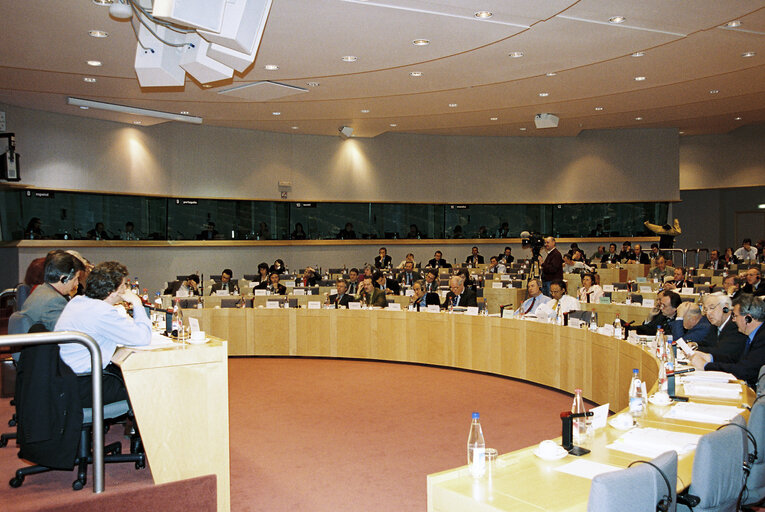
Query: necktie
xmin=524 ymin=296 xmax=536 ymax=314
xmin=586 ymin=291 xmax=592 ymax=304
xmin=406 ymin=273 xmax=411 ymax=285
xmin=452 ymin=296 xmax=459 ymax=307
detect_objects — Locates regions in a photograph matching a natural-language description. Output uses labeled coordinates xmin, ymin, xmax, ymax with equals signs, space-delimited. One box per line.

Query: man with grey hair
xmin=673 ymin=302 xmax=712 ymax=345
xmin=648 ymin=256 xmax=673 ymax=282
xmin=694 ymin=292 xmax=748 ymax=360
xmin=517 ymin=278 xmax=551 ymax=316
xmin=442 ymin=275 xmax=477 ymax=309
xmin=690 ymin=294 xmax=765 ymax=388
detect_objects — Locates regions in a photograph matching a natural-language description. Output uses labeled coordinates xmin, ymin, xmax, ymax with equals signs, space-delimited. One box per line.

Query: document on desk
xmin=120 ymin=332 xmax=178 ymax=350
xmin=679 ymin=370 xmax=737 ymax=383
xmin=607 ymin=427 xmax=701 ymax=457
xmin=682 ymin=382 xmax=742 ymax=399
xmin=662 ymin=402 xmax=745 ymax=424
xmin=553 ymin=460 xmax=622 ymax=480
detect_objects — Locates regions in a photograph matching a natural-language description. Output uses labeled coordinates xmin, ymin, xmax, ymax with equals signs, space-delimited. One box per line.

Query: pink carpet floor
xmin=1 ymin=357 xmax=579 ymax=511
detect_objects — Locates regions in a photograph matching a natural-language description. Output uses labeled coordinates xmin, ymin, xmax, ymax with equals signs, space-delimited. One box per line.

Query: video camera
xmin=520 ymin=231 xmax=545 ymax=259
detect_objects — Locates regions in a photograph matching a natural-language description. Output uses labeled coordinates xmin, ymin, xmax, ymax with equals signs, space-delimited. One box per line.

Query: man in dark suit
xmin=539 ymin=236 xmax=563 ymax=296
xmin=465 ymin=246 xmax=484 ymax=267
xmin=634 ymin=290 xmax=681 ymax=336
xmin=210 ymin=268 xmax=238 ymax=295
xmin=601 ymin=243 xmax=620 ymax=264
xmin=409 ymin=280 xmax=441 ymax=309
xmin=328 ymin=279 xmax=353 ymax=308
xmin=742 ymin=268 xmax=765 ymax=297
xmin=423 ymin=269 xmax=440 ymax=293
xmin=298 ymin=267 xmax=320 ymax=287
xmin=442 ymin=276 xmax=477 ymax=309
xmin=691 ymin=294 xmax=765 ymax=388
xmin=630 ymin=243 xmax=651 ymax=264
xmin=695 ymin=293 xmax=747 ymax=360
xmin=703 ymin=250 xmax=725 ymax=270
xmin=428 ymin=250 xmax=452 ymax=269
xmin=668 ymin=267 xmax=694 ymax=290
xmin=498 ymin=246 xmax=514 ymax=266
xmin=358 ymin=276 xmax=387 ymax=307
xmin=374 ymin=247 xmax=392 ymax=269
xmin=672 ymin=302 xmax=712 ymax=344
xmin=346 ymin=268 xmax=360 ymax=295
xmin=617 ymin=241 xmax=635 ymax=263
xmin=397 ymin=261 xmax=422 ymax=287
xmin=375 ymin=270 xmax=400 ymax=295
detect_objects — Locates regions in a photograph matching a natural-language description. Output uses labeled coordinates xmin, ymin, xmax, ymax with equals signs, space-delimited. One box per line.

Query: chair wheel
xmin=8 ymin=419 xmax=16 ymax=427
xmin=9 ymin=476 xmax=23 ymax=488
xmin=0 ymin=437 xmax=7 ymax=448
xmin=72 ymin=479 xmax=85 ymax=491
xmin=135 ymin=458 xmax=146 ymax=470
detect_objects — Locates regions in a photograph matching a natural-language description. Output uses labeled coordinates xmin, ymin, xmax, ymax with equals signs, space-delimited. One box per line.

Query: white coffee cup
xmin=190 ymin=330 xmax=205 ymax=341
xmin=539 ymin=440 xmax=562 ymax=458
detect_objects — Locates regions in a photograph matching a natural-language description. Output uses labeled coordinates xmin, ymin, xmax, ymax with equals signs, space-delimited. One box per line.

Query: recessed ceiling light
xmin=725 ymin=20 xmax=742 ymax=28
xmin=594 ymin=106 xmax=604 ymax=111
xmin=79 ymin=106 xmax=89 ymax=110
xmin=634 ymin=76 xmax=646 ymax=81
xmin=546 ymin=72 xmax=556 ymax=76
xmin=735 ymin=116 xmax=742 ymax=121
xmin=474 ymin=11 xmax=493 ymax=18
xmin=519 ymin=127 xmax=527 ymax=131
xmin=341 ymin=55 xmax=357 ymax=62
xmin=635 ymin=116 xmax=643 ymax=121
xmin=291 ymin=126 xmax=299 ymax=130
xmin=709 ymin=89 xmax=719 ymax=94
xmin=87 ymin=60 xmax=102 ymax=67
xmin=742 ymin=51 xmax=756 ymax=58
xmin=758 ymin=204 xmax=765 ymax=209
xmin=202 ymin=84 xmax=212 ymax=88
xmin=409 ymin=71 xmax=423 ymax=77
xmin=412 ymin=39 xmax=430 ymax=46
xmin=679 ymin=131 xmax=685 ymax=135
xmin=609 ymin=16 xmax=626 ymax=24
xmin=180 ymin=111 xmax=189 ymax=115
xmin=490 ymin=117 xmax=498 ymax=121
xmin=360 ymin=109 xmax=370 ymax=113
xmin=88 ymin=30 xmax=109 ymax=38
xmin=631 ymin=52 xmax=645 ymax=57
xmin=306 ymin=81 xmax=320 ymax=87
xmin=93 ymin=0 xmax=112 ymax=5
xmin=448 ymin=103 xmax=458 ymax=107
xmin=509 ymin=52 xmax=524 ymax=58
xmin=133 ymin=121 xmax=142 ymax=125
xmin=83 ymin=77 xmax=97 ymax=83
xmin=272 ymin=112 xmax=281 ymax=116
xmin=389 ymin=123 xmax=397 ymax=127
xmin=538 ymin=92 xmax=549 ymax=97
xmin=264 ymin=64 xmax=279 ymax=70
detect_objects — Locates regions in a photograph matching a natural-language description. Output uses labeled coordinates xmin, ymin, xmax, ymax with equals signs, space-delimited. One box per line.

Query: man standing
xmin=210 ymin=269 xmax=237 ymax=295
xmin=398 ymin=261 xmax=422 ymax=287
xmin=56 ymin=261 xmax=151 ymax=403
xmin=358 ymin=276 xmax=387 ymax=307
xmin=539 ymin=236 xmax=563 ymax=296
xmin=517 ymin=278 xmax=551 ymax=316
xmin=694 ymin=293 xmax=748 ymax=360
xmin=466 ymin=246 xmax=484 ymax=267
xmin=442 ymin=276 xmax=477 ymax=309
xmin=742 ymin=268 xmax=765 ymax=297
xmin=328 ymin=279 xmax=353 ymax=308
xmin=20 ymin=251 xmax=83 ymax=331
xmin=690 ymin=294 xmax=765 ymax=388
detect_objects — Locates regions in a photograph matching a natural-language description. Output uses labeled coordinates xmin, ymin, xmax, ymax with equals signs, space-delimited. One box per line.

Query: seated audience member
xmin=723 ymin=274 xmax=741 ymax=299
xmin=56 ymin=261 xmax=151 ymax=403
xmin=734 ymin=238 xmax=758 ymax=262
xmin=291 ymin=223 xmax=307 ymax=240
xmin=358 ymin=276 xmax=387 ymax=307
xmin=443 ymin=276 xmax=478 ymax=309
xmin=265 ymin=272 xmax=287 ymax=295
xmin=87 ymin=221 xmax=110 ymax=240
xmin=253 ymin=262 xmax=270 ymax=284
xmin=454 ymin=268 xmax=476 ymax=292
xmin=20 ymin=250 xmax=84 ymax=331
xmin=405 ymin=224 xmax=422 ymax=239
xmin=465 ymin=246 xmax=484 ymax=267
xmin=703 ymin=249 xmax=725 ymax=270
xmin=176 ymin=274 xmax=201 ymax=296
xmin=328 ymin=279 xmax=353 ymax=308
xmin=630 ymin=244 xmax=651 ymax=264
xmin=617 ymin=241 xmax=635 ymax=263
xmin=742 ymin=268 xmax=765 ymax=297
xmin=601 ymin=243 xmax=619 ymax=264
xmin=452 ymin=225 xmax=464 ymax=239
xmin=498 ymin=247 xmax=514 ymax=266
xmin=722 ymin=247 xmax=736 ymax=266
xmin=668 ymin=267 xmax=694 ymax=290
xmin=758 ymin=239 xmax=765 ymax=263
xmin=590 ymin=245 xmax=606 ymax=262
xmin=256 ymin=222 xmax=271 ymax=240
xmin=673 ymin=302 xmax=712 ymax=344
xmin=577 ymin=273 xmax=603 ymax=304
xmin=694 ymin=293 xmax=748 ymax=360
xmin=397 ymin=252 xmax=417 ymax=269
xmin=346 ymin=268 xmax=360 ymax=295
xmin=67 ymin=250 xmax=94 ymax=296
xmin=428 ymin=250 xmax=452 ymax=269
xmin=122 ymin=221 xmax=139 ymax=240
xmin=210 ymin=268 xmax=238 ymax=295
xmin=23 ymin=257 xmax=46 ymax=292
xmin=398 ymin=261 xmax=422 ymax=286
xmin=375 ymin=270 xmax=400 ymax=295
xmin=269 ymin=259 xmax=286 ymax=274
xmin=337 ymin=223 xmax=357 ymax=240
xmin=690 ymin=294 xmax=765 ymax=388
xmin=374 ymin=247 xmax=392 ymax=269
xmin=648 ymin=256 xmax=674 ymax=282
xmin=536 ymin=280 xmax=580 ymax=321
xmin=24 ymin=217 xmax=45 ymax=239
xmin=409 ymin=280 xmax=440 ymax=309
xmin=563 ymin=252 xmax=591 ymax=274
xmin=649 ymin=243 xmax=661 ymax=261
xmin=634 ymin=291 xmax=681 ymax=336
xmin=516 ymin=278 xmax=551 ymax=316
xmin=298 ymin=267 xmax=320 ymax=287
xmin=477 ymin=226 xmax=490 ymax=238
xmin=423 ymin=269 xmax=440 ymax=293
xmin=487 ymin=256 xmax=505 ymax=274
xmin=496 ymin=222 xmax=511 ymax=238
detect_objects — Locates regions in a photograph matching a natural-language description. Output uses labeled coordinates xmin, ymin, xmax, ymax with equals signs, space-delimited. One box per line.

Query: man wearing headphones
xmin=690 ymin=294 xmax=765 ymax=388
xmin=693 ymin=292 xmax=748 ymax=360
xmin=19 ymin=250 xmax=84 ymax=331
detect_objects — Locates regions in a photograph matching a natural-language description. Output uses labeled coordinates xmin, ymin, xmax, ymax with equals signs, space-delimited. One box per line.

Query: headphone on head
xmin=722 ymin=305 xmax=730 ymax=314
xmin=745 ymin=315 xmax=753 ymax=324
xmin=60 ymin=268 xmax=76 ymax=284
xmin=628 ymin=460 xmax=672 ymax=512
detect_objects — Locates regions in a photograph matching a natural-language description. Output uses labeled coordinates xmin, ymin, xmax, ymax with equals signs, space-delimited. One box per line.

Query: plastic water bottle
xmin=589 ymin=314 xmax=598 ymax=332
xmin=613 ymin=314 xmax=623 ymax=339
xmin=171 ymin=298 xmax=184 ymax=337
xmin=629 ymin=369 xmax=644 ymax=419
xmin=571 ymin=388 xmax=587 ymax=443
xmin=467 ymin=412 xmax=486 ymax=478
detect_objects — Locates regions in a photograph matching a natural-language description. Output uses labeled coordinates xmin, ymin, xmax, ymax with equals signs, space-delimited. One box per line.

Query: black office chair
xmin=9 ymin=327 xmax=145 ymax=490
xmin=0 ymin=312 xmax=33 ymax=448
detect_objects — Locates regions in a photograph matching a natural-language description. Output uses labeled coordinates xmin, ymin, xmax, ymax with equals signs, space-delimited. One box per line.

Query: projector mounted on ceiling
xmin=534 ymin=113 xmax=559 ymax=129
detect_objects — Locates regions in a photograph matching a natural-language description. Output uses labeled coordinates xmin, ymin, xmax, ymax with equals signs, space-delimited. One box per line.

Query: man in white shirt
xmin=517 ymin=278 xmax=551 ymax=316
xmin=535 ymin=279 xmax=580 ymax=322
xmin=734 ymin=238 xmax=758 ymax=262
xmin=487 ymin=256 xmax=506 ymax=274
xmin=562 ymin=252 xmax=591 ymax=274
xmin=56 ymin=261 xmax=151 ymax=404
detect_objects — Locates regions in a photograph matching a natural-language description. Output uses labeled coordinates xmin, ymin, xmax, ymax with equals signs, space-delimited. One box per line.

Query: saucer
xmin=608 ymin=415 xmax=636 ymax=431
xmin=187 ymin=337 xmax=210 ymax=345
xmin=649 ymin=395 xmax=672 ymax=406
xmin=533 ymin=447 xmax=568 ymax=461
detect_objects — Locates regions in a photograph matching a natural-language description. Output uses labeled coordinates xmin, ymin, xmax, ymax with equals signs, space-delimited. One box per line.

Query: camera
xmin=521 ymin=231 xmax=545 ymax=259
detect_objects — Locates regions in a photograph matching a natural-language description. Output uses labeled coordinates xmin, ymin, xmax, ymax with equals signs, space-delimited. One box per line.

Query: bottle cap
xmin=633 ymin=368 xmax=639 ymax=374
xmin=472 ymin=412 xmax=480 ymax=419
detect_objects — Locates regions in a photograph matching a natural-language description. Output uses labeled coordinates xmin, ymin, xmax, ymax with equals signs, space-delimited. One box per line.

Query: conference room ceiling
xmin=1 ymin=0 xmax=764 ymax=138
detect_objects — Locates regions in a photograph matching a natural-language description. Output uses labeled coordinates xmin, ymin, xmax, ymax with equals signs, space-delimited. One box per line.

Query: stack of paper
xmin=682 ymin=382 xmax=742 ymax=399
xmin=607 ymin=427 xmax=701 ymax=457
xmin=680 ymin=371 xmax=737 ymax=383
xmin=663 ymin=402 xmax=745 ymax=424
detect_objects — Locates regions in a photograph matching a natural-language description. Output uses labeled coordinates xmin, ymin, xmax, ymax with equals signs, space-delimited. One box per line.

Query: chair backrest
xmin=15 ymin=283 xmax=31 ymax=311
xmin=757 ymin=365 xmax=765 ymax=397
xmin=687 ymin=416 xmax=748 ymax=512
xmin=569 ymin=310 xmax=593 ymax=324
xmin=629 ymin=294 xmax=644 ymax=304
xmin=588 ymin=450 xmax=677 ymax=512
xmin=746 ymin=400 xmax=765 ymax=506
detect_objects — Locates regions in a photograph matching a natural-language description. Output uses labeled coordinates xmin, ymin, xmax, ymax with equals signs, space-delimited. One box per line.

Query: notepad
xmin=554 ymin=460 xmax=622 ymax=480
xmin=607 ymin=427 xmax=701 ymax=457
xmin=663 ymin=402 xmax=745 ymax=424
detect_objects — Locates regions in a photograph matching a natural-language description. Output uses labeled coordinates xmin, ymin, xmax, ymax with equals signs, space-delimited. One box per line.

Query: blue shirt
xmin=56 ymin=295 xmax=152 ymax=373
xmin=517 ymin=294 xmax=551 ymax=315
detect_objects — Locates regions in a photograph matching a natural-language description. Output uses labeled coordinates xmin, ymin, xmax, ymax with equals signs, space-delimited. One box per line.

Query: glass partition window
xmin=0 ymin=188 xmax=669 ymax=241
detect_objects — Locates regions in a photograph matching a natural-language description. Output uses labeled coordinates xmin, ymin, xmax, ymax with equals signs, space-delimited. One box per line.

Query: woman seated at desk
xmin=252 ymin=262 xmax=269 ymax=285
xmin=577 ymin=273 xmax=604 ymax=304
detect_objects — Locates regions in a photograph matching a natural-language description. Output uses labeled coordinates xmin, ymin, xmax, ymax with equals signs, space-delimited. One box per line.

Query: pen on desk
xmin=667 ymin=368 xmax=695 ymax=376
xmin=669 ymin=396 xmax=689 ymax=402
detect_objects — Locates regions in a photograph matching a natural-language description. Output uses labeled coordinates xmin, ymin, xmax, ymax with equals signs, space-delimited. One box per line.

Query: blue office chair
xmin=14 ymin=284 xmax=31 ymax=311
xmin=588 ymin=450 xmax=677 ymax=512
xmin=677 ymin=416 xmax=749 ymax=512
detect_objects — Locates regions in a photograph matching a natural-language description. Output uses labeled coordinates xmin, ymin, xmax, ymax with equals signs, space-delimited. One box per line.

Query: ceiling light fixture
xmin=360 ymin=109 xmax=370 ymax=113
xmin=609 ymin=16 xmax=626 ymax=24
xmin=679 ymin=131 xmax=685 ymax=135
xmin=92 ymin=0 xmax=112 ymax=5
xmin=409 ymin=71 xmax=423 ymax=77
xmin=742 ymin=51 xmax=756 ymax=58
xmin=631 ymin=52 xmax=645 ymax=57
xmin=83 ymin=77 xmax=97 ymax=83
xmin=709 ymin=89 xmax=719 ymax=94
xmin=635 ymin=116 xmax=643 ymax=121
xmin=291 ymin=126 xmax=298 ymax=130
xmin=538 ymin=92 xmax=549 ymax=97
xmin=412 ymin=39 xmax=430 ymax=46
xmin=758 ymin=204 xmax=765 ymax=209
xmin=519 ymin=127 xmax=527 ymax=131
xmin=509 ymin=51 xmax=524 ymax=58
xmin=546 ymin=72 xmax=556 ymax=76
xmin=594 ymin=107 xmax=603 ymax=111
xmin=272 ymin=112 xmax=281 ymax=116
xmin=490 ymin=117 xmax=498 ymax=121
xmin=88 ymin=30 xmax=109 ymax=38
xmin=67 ymin=97 xmax=203 ymax=124
xmin=474 ymin=11 xmax=493 ymax=18
xmin=725 ymin=21 xmax=742 ymax=28
xmin=87 ymin=60 xmax=102 ymax=67
xmin=634 ymin=76 xmax=646 ymax=81
xmin=264 ymin=64 xmax=279 ymax=70
xmin=79 ymin=106 xmax=89 ymax=110
xmin=389 ymin=123 xmax=397 ymax=127
xmin=180 ymin=111 xmax=189 ymax=115
xmin=735 ymin=116 xmax=742 ymax=120
xmin=133 ymin=121 xmax=142 ymax=125
xmin=448 ymin=103 xmax=458 ymax=107
xmin=341 ymin=55 xmax=358 ymax=62
xmin=306 ymin=82 xmax=320 ymax=87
